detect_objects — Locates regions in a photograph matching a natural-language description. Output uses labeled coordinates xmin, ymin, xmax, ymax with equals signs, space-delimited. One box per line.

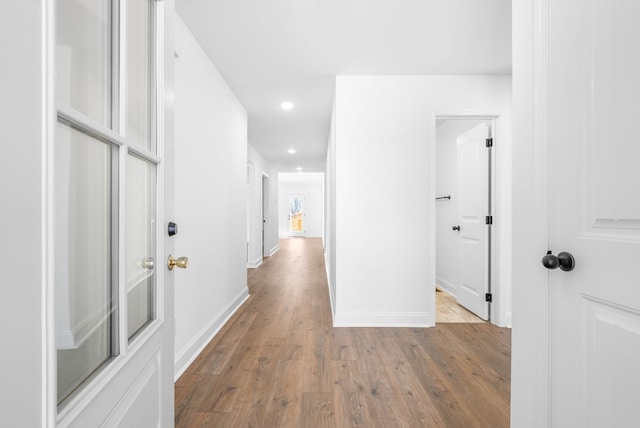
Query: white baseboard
xmin=333 ymin=311 xmax=431 ymax=328
xmin=324 ymin=253 xmax=335 ymax=325
xmin=267 ymin=244 xmax=279 ymax=257
xmin=174 ymin=287 xmax=250 ymax=381
xmin=435 ymin=276 xmax=457 ymax=297
xmin=247 ymin=256 xmax=263 ymax=269
xmin=505 ymin=312 xmax=512 ymax=328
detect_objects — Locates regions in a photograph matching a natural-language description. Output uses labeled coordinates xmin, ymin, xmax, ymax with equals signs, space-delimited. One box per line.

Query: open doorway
xmin=262 ymin=173 xmax=269 ymax=258
xmin=435 ymin=117 xmax=496 ymax=324
xmin=287 ymin=195 xmax=305 ymax=237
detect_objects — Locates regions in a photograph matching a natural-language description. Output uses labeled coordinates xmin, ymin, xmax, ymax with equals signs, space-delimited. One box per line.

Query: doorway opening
xmin=435 ymin=117 xmax=496 ymax=324
xmin=288 ymin=195 xmax=305 ymax=237
xmin=262 ymin=173 xmax=269 ymax=259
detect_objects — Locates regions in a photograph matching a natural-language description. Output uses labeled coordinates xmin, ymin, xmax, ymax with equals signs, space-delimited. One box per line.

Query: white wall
xmin=435 ymin=120 xmax=483 ymax=295
xmin=247 ymin=143 xmax=279 ymax=268
xmin=329 ymin=75 xmax=512 ymax=327
xmin=173 ymin=16 xmax=249 ymax=378
xmin=278 ymin=173 xmax=324 ymax=238
xmin=0 ymin=3 xmax=49 ymax=425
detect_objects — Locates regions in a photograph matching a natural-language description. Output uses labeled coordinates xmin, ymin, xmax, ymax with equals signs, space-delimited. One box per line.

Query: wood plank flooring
xmin=175 ymin=238 xmax=511 ymax=427
xmin=435 ymin=288 xmax=486 ymax=323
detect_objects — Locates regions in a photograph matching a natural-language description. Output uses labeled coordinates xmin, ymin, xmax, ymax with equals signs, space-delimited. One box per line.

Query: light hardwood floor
xmin=175 ymin=238 xmax=511 ymax=427
xmin=435 ymin=288 xmax=486 ymax=323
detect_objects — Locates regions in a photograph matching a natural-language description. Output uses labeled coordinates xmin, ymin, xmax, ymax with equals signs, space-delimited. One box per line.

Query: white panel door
xmin=547 ymin=0 xmax=640 ymax=425
xmin=455 ymin=122 xmax=490 ymax=320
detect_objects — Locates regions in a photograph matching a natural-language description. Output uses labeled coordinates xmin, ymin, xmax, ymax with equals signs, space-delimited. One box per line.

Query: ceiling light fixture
xmin=281 ymin=101 xmax=294 ymax=110
xmin=288 ymin=149 xmax=296 ymax=154
xmin=296 ymin=167 xmax=302 ymax=171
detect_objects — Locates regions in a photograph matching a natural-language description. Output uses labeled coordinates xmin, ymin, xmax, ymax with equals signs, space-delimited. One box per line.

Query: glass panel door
xmin=288 ymin=195 xmax=305 ymax=236
xmin=54 ymin=0 xmax=160 ymax=412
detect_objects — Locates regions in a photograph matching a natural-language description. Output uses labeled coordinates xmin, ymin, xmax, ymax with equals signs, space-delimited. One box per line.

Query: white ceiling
xmin=279 ymin=172 xmax=324 ymax=185
xmin=175 ymin=0 xmax=512 ymax=173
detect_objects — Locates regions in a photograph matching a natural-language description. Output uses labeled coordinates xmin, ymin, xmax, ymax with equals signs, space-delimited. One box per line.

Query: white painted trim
xmin=428 ymin=112 xmax=438 ymax=327
xmin=267 ymin=244 xmax=279 ymax=257
xmin=45 ymin=0 xmax=57 ymax=424
xmin=247 ymin=257 xmax=263 ymax=269
xmin=324 ymin=253 xmax=336 ymax=325
xmin=530 ymin=0 xmax=551 ymax=422
xmin=333 ymin=311 xmax=431 ymax=328
xmin=505 ymin=312 xmax=512 ymax=329
xmin=511 ymin=0 xmax=551 ymax=425
xmin=173 ymin=288 xmax=249 ymax=380
xmin=435 ymin=277 xmax=457 ymax=297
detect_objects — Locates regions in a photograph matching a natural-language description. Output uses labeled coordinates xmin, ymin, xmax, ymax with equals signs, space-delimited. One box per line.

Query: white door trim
xmin=511 ymin=0 xmax=551 ymax=425
xmin=45 ymin=0 xmax=57 ymax=425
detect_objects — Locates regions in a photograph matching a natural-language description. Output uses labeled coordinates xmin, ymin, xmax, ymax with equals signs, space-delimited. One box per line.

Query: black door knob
xmin=541 ymin=250 xmax=575 ymax=271
xmin=168 ymin=222 xmax=178 ymax=236
xmin=452 ymin=225 xmax=461 ymax=231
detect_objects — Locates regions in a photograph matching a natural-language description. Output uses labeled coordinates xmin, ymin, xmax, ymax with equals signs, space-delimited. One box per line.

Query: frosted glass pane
xmin=57 ymin=0 xmax=111 ymax=126
xmin=55 ymin=122 xmax=116 ymax=405
xmin=126 ymin=155 xmax=156 ymax=340
xmin=125 ymin=0 xmax=153 ymax=150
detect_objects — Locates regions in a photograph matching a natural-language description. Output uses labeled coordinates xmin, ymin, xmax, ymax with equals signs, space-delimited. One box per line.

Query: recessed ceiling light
xmin=281 ymin=102 xmax=294 ymax=110
xmin=288 ymin=149 xmax=296 ymax=154
xmin=296 ymin=167 xmax=302 ymax=171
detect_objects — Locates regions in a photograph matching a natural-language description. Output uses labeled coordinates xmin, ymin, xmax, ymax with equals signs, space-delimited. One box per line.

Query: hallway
xmin=175 ymin=238 xmax=511 ymax=427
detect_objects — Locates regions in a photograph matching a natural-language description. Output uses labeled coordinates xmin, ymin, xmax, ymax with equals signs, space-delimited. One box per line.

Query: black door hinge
xmin=485 ymin=293 xmax=492 ymax=303
xmin=486 ymin=138 xmax=493 ymax=147
xmin=486 ymin=215 xmax=493 ymax=225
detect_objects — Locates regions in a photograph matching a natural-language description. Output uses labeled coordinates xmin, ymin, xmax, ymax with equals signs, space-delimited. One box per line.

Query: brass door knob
xmin=168 ymin=255 xmax=188 ymax=270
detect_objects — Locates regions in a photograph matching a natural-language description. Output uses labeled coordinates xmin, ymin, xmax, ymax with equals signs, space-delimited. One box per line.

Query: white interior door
xmin=54 ymin=1 xmax=174 ymax=425
xmin=455 ymin=122 xmax=490 ymax=320
xmin=288 ymin=195 xmax=305 ymax=237
xmin=546 ymin=0 xmax=640 ymax=425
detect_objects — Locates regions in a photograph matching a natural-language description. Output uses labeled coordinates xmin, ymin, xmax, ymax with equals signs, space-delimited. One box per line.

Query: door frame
xmin=511 ymin=0 xmax=551 ymax=425
xmin=434 ymin=115 xmax=499 ymax=324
